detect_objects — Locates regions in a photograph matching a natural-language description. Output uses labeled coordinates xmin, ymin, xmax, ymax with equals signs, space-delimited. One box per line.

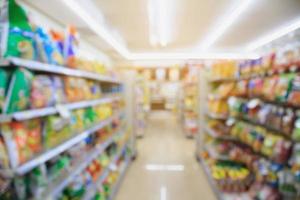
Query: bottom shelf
xmin=108 ymin=157 xmax=131 ymax=200
xmin=198 ymin=157 xmax=250 ymax=200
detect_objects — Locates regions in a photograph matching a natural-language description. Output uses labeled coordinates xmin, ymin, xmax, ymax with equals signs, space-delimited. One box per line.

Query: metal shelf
xmin=42 ymin=127 xmax=125 ymax=199
xmin=0 ymin=95 xmax=120 ymax=122
xmin=83 ymin=142 xmax=128 ymax=200
xmin=204 ymin=125 xmax=235 ymax=141
xmin=14 ymin=112 xmax=122 ymax=175
xmin=0 ymin=57 xmax=121 ymax=84
xmin=205 ymin=111 xmax=228 ymax=120
xmin=108 ymin=157 xmax=131 ymax=200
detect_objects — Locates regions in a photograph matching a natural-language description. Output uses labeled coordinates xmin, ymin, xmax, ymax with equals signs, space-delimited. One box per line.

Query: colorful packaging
xmin=43 ymin=115 xmax=71 ymax=148
xmin=274 ymin=73 xmax=295 ymax=102
xmin=3 ymin=68 xmax=33 ymax=113
xmin=34 ymin=26 xmax=63 ymax=65
xmin=0 ymin=69 xmax=10 ymax=113
xmin=287 ymin=75 xmax=300 ymax=106
xmin=64 ymin=26 xmax=78 ymax=68
xmin=30 ymin=75 xmax=54 ymax=108
xmin=52 ymin=76 xmax=66 ymax=104
xmin=1 ymin=0 xmax=35 ymax=59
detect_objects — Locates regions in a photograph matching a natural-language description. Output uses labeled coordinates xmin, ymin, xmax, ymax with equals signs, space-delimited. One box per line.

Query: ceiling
xmin=22 ymin=0 xmax=300 ymax=62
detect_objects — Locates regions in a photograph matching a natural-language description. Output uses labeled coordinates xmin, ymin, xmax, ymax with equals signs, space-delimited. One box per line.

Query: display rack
xmin=82 ymin=140 xmax=130 ymax=200
xmin=197 ymin=55 xmax=300 ymax=199
xmin=0 ymin=57 xmax=120 ymax=84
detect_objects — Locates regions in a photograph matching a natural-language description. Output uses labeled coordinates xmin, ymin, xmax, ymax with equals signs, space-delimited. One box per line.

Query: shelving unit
xmin=0 ymin=57 xmax=120 ymax=84
xmin=0 ymin=95 xmax=121 ymax=123
xmin=0 ymin=2 xmax=134 ymax=197
xmin=197 ymin=55 xmax=300 ymax=199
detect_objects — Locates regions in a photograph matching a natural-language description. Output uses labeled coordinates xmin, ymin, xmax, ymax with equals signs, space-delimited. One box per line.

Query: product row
xmin=201 ymin=158 xmax=286 ymax=200
xmin=0 ymin=121 xmax=129 ymax=200
xmin=209 ymin=46 xmax=300 ymax=80
xmin=0 ymin=68 xmax=122 ymax=114
xmin=210 ymin=72 xmax=300 ymax=106
xmin=2 ymin=0 xmax=110 ymax=76
xmin=206 ymin=119 xmax=292 ymax=164
xmin=0 ymin=101 xmax=121 ymax=168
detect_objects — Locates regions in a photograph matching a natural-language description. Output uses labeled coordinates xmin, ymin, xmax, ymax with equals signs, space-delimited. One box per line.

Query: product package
xmin=34 ymin=26 xmax=64 ymax=65
xmin=3 ymin=68 xmax=33 ymax=113
xmin=43 ymin=115 xmax=71 ymax=148
xmin=1 ymin=0 xmax=35 ymax=59
xmin=30 ymin=75 xmax=54 ymax=109
xmin=0 ymin=69 xmax=10 ymax=113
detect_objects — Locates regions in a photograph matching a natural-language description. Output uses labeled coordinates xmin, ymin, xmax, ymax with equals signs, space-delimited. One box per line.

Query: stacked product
xmin=200 ymin=42 xmax=300 ymax=199
xmin=0 ymin=1 xmax=131 ymax=200
xmin=134 ymin=75 xmax=150 ymax=138
xmin=180 ymin=66 xmax=199 ymax=138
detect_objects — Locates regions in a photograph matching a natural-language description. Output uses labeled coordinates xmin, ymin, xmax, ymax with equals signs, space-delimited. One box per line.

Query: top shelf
xmin=0 ymin=57 xmax=121 ymax=84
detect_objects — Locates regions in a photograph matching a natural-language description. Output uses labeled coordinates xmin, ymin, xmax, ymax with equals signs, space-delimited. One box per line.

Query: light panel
xmin=247 ymin=18 xmax=300 ymax=50
xmin=145 ymin=164 xmax=185 ymax=171
xmin=62 ymin=0 xmax=259 ymax=60
xmin=200 ymin=0 xmax=254 ymax=50
xmin=160 ymin=186 xmax=167 ymax=200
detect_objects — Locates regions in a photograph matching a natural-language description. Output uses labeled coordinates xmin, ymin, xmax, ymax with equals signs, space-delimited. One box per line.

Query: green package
xmin=3 ymin=68 xmax=33 ymax=114
xmin=1 ymin=0 xmax=35 ymax=59
xmin=0 ymin=69 xmax=10 ymax=113
xmin=43 ymin=115 xmax=71 ymax=148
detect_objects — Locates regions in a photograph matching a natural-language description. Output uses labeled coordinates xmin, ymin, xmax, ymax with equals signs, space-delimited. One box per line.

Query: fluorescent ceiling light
xmin=148 ymin=0 xmax=175 ymax=47
xmin=145 ymin=164 xmax=185 ymax=171
xmin=128 ymin=52 xmax=258 ymax=60
xmin=61 ymin=0 xmax=130 ymax=58
xmin=200 ymin=0 xmax=254 ymax=50
xmin=247 ymin=18 xmax=300 ymax=51
xmin=62 ymin=0 xmax=257 ymax=60
xmin=160 ymin=186 xmax=167 ymax=200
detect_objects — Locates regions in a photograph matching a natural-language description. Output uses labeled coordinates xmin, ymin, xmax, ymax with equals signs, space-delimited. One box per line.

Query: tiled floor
xmin=115 ymin=111 xmax=216 ymax=200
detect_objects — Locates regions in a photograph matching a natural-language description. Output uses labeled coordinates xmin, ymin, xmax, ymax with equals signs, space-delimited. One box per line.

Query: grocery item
xmin=287 ymin=75 xmax=300 ymax=106
xmin=30 ymin=75 xmax=54 ymax=108
xmin=2 ymin=120 xmax=42 ymax=164
xmin=64 ymin=26 xmax=78 ymax=68
xmin=43 ymin=115 xmax=71 ymax=148
xmin=3 ymin=68 xmax=33 ymax=113
xmin=1 ymin=0 xmax=35 ymax=59
xmin=34 ymin=26 xmax=64 ymax=65
xmin=0 ymin=69 xmax=10 ymax=113
xmin=274 ymin=73 xmax=295 ymax=102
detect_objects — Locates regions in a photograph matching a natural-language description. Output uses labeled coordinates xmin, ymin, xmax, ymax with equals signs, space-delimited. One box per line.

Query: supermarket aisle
xmin=115 ymin=111 xmax=216 ymax=200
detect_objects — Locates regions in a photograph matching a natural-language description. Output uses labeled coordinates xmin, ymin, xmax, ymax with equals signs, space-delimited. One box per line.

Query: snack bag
xmin=287 ymin=75 xmax=300 ymax=106
xmin=34 ymin=26 xmax=63 ymax=65
xmin=26 ymin=119 xmax=42 ymax=154
xmin=89 ymin=81 xmax=102 ymax=99
xmin=1 ymin=0 xmax=35 ymax=59
xmin=49 ymin=30 xmax=64 ymax=57
xmin=64 ymin=26 xmax=78 ymax=68
xmin=3 ymin=68 xmax=33 ymax=113
xmin=292 ymin=113 xmax=300 ymax=142
xmin=0 ymin=137 xmax=9 ymax=169
xmin=44 ymin=115 xmax=71 ymax=148
xmin=30 ymin=75 xmax=54 ymax=108
xmin=64 ymin=77 xmax=78 ymax=102
xmin=262 ymin=76 xmax=278 ymax=101
xmin=274 ymin=73 xmax=295 ymax=102
xmin=0 ymin=69 xmax=10 ymax=113
xmin=52 ymin=76 xmax=66 ymax=104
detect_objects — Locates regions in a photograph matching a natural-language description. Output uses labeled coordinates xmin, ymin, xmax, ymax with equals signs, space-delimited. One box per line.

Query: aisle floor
xmin=115 ymin=111 xmax=216 ymax=200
